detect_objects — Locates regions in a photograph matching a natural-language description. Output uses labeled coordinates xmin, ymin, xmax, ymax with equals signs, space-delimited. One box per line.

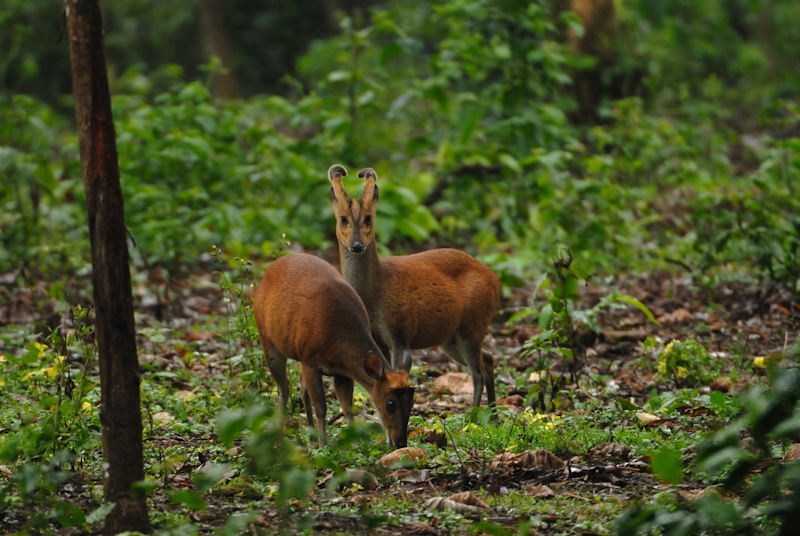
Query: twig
xmin=439 ymin=416 xmax=465 ymax=473
xmin=663 ymin=257 xmax=693 ymax=273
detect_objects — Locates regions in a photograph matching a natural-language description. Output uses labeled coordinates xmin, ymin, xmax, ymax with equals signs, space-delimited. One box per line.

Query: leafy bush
xmin=616 ymin=342 xmax=800 ymax=535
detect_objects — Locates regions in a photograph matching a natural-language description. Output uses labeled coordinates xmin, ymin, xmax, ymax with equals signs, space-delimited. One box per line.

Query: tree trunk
xmin=199 ymin=0 xmax=238 ymax=100
xmin=65 ymin=1 xmax=151 ymax=533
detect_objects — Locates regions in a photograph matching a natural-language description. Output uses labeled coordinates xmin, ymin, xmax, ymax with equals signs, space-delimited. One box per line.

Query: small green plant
xmin=645 ymin=337 xmax=720 ymax=387
xmin=513 ymin=247 xmax=657 ymax=409
xmin=211 ymin=245 xmax=269 ymax=400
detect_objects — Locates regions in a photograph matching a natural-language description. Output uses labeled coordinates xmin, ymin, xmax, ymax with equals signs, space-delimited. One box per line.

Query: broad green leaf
xmin=538 ymin=303 xmax=554 ymax=330
xmin=650 ymin=445 xmax=683 ymax=485
xmin=709 ymin=390 xmax=727 ymax=409
xmin=214 ymin=408 xmax=246 ymax=446
xmin=327 ymin=70 xmax=351 ymax=82
xmin=613 ymin=295 xmax=660 ymax=325
xmin=395 ymin=218 xmax=429 ymax=241
xmin=458 ymin=104 xmax=485 ymax=145
xmin=280 ymin=467 xmax=315 ymax=501
xmin=699 ymin=446 xmax=752 ymax=477
xmin=170 ymin=490 xmax=207 ymax=511
xmin=86 ymin=502 xmax=116 ymax=525
xmin=615 ymin=398 xmax=641 ymax=411
xmin=773 ymin=413 xmax=800 ymax=439
xmin=508 ymin=309 xmax=537 ymax=325
xmin=380 ymin=42 xmax=402 ymax=65
xmin=498 ymin=153 xmax=521 ymax=174
xmin=387 ymin=91 xmax=416 ymax=119
xmin=194 ymin=463 xmax=233 ymax=492
xmin=54 ymin=502 xmax=86 ymax=527
xmin=568 ymin=262 xmax=591 ymax=282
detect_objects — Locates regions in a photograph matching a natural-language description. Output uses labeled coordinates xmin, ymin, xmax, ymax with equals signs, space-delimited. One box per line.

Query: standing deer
xmin=328 ymin=164 xmax=501 ymax=407
xmin=253 ymin=253 xmax=414 ymax=447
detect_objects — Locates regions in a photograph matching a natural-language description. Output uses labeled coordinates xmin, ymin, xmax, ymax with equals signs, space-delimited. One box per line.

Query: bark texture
xmin=199 ymin=0 xmax=238 ymax=100
xmin=65 ymin=0 xmax=151 ymax=532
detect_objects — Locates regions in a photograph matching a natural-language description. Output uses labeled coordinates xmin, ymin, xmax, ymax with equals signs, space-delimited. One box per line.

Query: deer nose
xmin=395 ymin=436 xmax=407 ymax=449
xmin=349 ymin=242 xmax=365 ymax=253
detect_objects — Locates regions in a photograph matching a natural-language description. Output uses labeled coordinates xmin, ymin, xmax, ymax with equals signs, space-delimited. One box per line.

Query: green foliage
xmin=623 ymin=0 xmax=800 ymax=107
xmin=1 ymin=0 xmax=798 ymax=287
xmin=515 ymin=248 xmax=657 ymax=407
xmin=690 ymin=106 xmax=800 ymax=293
xmin=645 ymin=337 xmax=721 ymax=388
xmin=0 ymin=95 xmax=84 ymax=275
xmin=616 ymin=342 xmax=800 ymax=535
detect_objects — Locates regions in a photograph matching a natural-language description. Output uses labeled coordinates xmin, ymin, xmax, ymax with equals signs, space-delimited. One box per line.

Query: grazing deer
xmin=328 ymin=164 xmax=501 ymax=407
xmin=253 ymin=253 xmax=415 ymax=447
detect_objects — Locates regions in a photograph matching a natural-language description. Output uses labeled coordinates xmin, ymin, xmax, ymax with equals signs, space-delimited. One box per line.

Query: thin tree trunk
xmin=65 ymin=0 xmax=151 ymax=533
xmin=199 ymin=0 xmax=238 ymax=100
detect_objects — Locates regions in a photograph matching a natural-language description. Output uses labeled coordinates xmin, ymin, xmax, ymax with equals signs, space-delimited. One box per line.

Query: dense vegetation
xmin=1 ymin=0 xmax=800 ymax=534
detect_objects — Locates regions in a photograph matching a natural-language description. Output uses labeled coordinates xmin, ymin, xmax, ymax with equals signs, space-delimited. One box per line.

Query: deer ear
xmin=364 ymin=352 xmax=385 ymax=381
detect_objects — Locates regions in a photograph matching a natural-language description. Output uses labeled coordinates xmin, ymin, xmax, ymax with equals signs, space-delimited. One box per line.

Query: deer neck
xmin=340 ymin=241 xmax=382 ymax=307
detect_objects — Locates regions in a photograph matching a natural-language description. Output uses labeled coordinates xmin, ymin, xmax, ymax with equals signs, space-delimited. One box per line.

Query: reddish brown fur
xmin=328 ymin=165 xmax=501 ymax=407
xmin=252 ymin=253 xmax=414 ymax=447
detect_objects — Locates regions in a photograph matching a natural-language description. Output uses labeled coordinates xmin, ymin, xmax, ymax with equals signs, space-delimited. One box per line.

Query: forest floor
xmin=1 ymin=262 xmax=798 ymax=535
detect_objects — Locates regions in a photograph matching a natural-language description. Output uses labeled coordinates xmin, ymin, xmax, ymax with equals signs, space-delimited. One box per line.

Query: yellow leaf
xmin=636 ymin=412 xmax=660 ymax=424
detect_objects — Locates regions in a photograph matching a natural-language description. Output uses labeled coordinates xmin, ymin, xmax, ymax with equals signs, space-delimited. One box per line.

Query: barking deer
xmin=328 ymin=164 xmax=501 ymax=407
xmin=253 ymin=253 xmax=415 ymax=447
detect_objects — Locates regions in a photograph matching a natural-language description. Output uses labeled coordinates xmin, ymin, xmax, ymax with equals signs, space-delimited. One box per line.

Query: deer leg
xmin=333 ymin=374 xmax=355 ymax=424
xmin=300 ymin=375 xmax=314 ymax=427
xmin=443 ymin=336 xmax=486 ymax=407
xmin=302 ymin=365 xmax=328 ymax=447
xmin=482 ymin=349 xmax=496 ymax=406
xmin=265 ymin=345 xmax=290 ymax=413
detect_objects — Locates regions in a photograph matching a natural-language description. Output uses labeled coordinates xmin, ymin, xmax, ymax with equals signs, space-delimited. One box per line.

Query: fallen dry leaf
xmin=592 ymin=442 xmax=632 ymax=459
xmin=526 ymin=485 xmax=555 ymax=498
xmin=784 ymin=444 xmax=800 ymax=462
xmin=709 ymin=376 xmax=732 ymax=393
xmin=636 ymin=412 xmax=660 ymax=424
xmin=433 ymin=372 xmax=474 ymax=395
xmin=601 ymin=329 xmax=648 ymax=342
xmin=401 ymin=521 xmax=440 ymax=535
xmin=516 ymin=448 xmax=565 ymax=470
xmin=421 ymin=430 xmax=447 ymax=448
xmin=491 ymin=448 xmax=565 ymax=470
xmin=658 ymin=308 xmax=693 ymax=324
xmin=448 ymin=491 xmax=490 ymax=510
xmin=680 ymin=489 xmax=706 ymax=501
xmin=497 ymin=394 xmax=524 ymax=408
xmin=390 ymin=469 xmax=432 ymax=483
xmin=342 ymin=469 xmax=379 ymax=490
xmin=379 ymin=447 xmax=428 ymax=466
xmin=152 ymin=411 xmax=174 ymax=426
xmin=185 ymin=331 xmax=214 ymax=342
xmin=225 ymin=445 xmax=243 ymax=457
xmin=318 ymin=469 xmax=379 ymax=490
xmin=423 ymin=496 xmax=483 ymax=514
xmin=490 ymin=452 xmax=517 ymax=469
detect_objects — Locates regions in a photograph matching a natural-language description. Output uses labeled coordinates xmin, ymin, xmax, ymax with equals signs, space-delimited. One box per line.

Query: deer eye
xmin=364 ymin=215 xmax=372 ymax=226
xmin=386 ymin=400 xmax=396 ymax=413
xmin=339 ymin=216 xmax=348 ymax=226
